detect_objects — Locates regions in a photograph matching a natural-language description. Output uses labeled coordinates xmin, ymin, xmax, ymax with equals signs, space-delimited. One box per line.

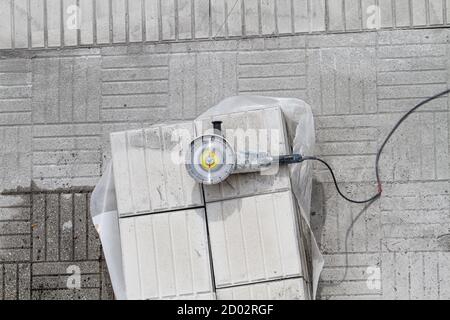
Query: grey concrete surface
xmin=1 ymin=0 xmax=450 ymax=49
xmin=0 ymin=28 xmax=449 ymax=299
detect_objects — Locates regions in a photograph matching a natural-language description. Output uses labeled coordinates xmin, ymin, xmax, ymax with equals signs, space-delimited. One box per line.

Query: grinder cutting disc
xmin=185 ymin=134 xmax=236 ymax=185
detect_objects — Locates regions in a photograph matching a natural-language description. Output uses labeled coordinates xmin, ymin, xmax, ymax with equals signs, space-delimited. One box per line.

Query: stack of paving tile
xmin=110 ymin=106 xmax=311 ymax=300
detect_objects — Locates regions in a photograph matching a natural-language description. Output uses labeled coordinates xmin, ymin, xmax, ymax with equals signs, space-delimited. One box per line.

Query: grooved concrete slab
xmin=206 ymin=191 xmax=305 ymax=288
xmin=119 ymin=209 xmax=214 ymax=300
xmin=216 ymin=278 xmax=309 ymax=300
xmin=110 ymin=122 xmax=203 ymax=217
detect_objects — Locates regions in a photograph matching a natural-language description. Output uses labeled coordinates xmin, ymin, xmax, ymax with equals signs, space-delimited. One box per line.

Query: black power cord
xmin=296 ymin=88 xmax=450 ymax=204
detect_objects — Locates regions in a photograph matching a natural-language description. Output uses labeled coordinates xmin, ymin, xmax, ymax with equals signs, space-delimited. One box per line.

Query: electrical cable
xmin=297 ymin=88 xmax=450 ymax=204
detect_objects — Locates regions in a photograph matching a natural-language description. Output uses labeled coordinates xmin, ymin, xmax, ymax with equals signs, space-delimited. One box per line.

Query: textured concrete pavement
xmin=0 ymin=28 xmax=449 ymax=299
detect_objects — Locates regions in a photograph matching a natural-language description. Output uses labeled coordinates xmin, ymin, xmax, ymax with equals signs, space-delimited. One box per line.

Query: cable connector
xmin=377 ymin=183 xmax=383 ymax=194
xmin=276 ymin=154 xmax=303 ymax=165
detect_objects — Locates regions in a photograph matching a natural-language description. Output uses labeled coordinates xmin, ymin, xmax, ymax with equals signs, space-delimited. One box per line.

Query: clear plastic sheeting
xmin=89 ymin=162 xmax=126 ymax=300
xmin=198 ymin=96 xmax=323 ymax=298
xmin=90 ymin=95 xmax=323 ymax=300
